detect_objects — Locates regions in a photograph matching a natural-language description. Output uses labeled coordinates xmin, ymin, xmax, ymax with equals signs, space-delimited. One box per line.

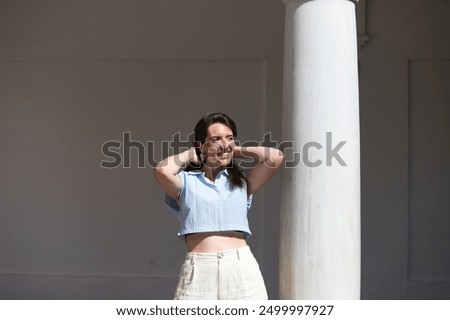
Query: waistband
xmin=185 ymin=245 xmax=252 ymax=263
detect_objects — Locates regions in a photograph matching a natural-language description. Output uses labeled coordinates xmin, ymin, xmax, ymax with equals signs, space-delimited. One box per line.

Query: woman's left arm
xmin=233 ymin=146 xmax=284 ymax=195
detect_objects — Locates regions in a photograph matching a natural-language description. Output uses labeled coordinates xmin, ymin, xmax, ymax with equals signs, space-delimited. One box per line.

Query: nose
xmin=222 ymin=139 xmax=234 ymax=150
xmin=222 ymin=139 xmax=229 ymax=147
xmin=209 ymin=138 xmax=233 ymax=152
xmin=217 ymin=139 xmax=227 ymax=151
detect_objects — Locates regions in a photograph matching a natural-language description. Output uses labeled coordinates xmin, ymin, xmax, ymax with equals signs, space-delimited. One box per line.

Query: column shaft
xmin=279 ymin=0 xmax=361 ymax=299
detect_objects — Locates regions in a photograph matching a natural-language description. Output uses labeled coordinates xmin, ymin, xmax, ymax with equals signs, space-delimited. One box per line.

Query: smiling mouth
xmin=216 ymin=148 xmax=232 ymax=159
xmin=217 ymin=152 xmax=230 ymax=157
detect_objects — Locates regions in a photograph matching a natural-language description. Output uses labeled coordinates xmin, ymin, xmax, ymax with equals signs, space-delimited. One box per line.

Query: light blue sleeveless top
xmin=164 ymin=169 xmax=253 ymax=240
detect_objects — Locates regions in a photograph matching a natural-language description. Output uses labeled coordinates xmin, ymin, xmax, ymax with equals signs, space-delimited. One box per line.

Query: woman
xmin=154 ymin=112 xmax=283 ymax=299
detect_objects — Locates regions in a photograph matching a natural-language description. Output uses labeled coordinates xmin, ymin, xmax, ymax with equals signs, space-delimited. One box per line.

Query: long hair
xmin=185 ymin=112 xmax=246 ymax=188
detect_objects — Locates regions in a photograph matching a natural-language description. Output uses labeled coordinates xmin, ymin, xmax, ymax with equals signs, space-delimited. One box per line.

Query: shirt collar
xmin=186 ymin=168 xmax=229 ymax=176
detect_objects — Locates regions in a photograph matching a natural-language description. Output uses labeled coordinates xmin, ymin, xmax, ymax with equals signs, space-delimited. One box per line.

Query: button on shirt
xmin=165 ymin=169 xmax=253 ymax=239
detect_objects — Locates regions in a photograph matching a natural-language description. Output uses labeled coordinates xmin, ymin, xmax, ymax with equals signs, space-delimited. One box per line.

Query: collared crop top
xmin=164 ymin=169 xmax=253 ymax=240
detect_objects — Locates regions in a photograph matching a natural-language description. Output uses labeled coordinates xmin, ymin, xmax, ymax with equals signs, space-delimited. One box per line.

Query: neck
xmin=201 ymin=165 xmax=224 ymax=182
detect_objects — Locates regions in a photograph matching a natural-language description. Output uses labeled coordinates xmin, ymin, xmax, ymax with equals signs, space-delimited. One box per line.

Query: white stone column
xmin=279 ymin=0 xmax=361 ymax=299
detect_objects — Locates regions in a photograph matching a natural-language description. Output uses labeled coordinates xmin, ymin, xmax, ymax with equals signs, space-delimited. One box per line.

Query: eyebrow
xmin=206 ymin=135 xmax=233 ymax=142
xmin=209 ymin=134 xmax=234 ymax=139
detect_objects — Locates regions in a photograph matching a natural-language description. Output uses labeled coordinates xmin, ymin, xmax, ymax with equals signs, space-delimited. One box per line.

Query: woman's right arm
xmin=153 ymin=147 xmax=198 ymax=199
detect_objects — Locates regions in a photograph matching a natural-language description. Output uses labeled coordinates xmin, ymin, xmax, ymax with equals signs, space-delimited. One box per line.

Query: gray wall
xmin=0 ymin=0 xmax=449 ymax=299
xmin=0 ymin=0 xmax=284 ymax=299
xmin=358 ymin=0 xmax=450 ymax=299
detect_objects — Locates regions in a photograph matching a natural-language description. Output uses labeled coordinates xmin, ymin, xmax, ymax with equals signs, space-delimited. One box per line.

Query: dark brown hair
xmin=185 ymin=112 xmax=246 ymax=188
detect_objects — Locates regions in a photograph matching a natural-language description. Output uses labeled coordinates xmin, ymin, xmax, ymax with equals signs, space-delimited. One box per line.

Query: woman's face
xmin=201 ymin=123 xmax=235 ymax=168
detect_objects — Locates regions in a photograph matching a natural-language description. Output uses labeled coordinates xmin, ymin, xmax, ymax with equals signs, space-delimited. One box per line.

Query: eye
xmin=227 ymin=136 xmax=234 ymax=141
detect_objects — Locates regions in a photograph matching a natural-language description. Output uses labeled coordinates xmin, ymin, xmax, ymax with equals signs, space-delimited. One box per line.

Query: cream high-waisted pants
xmin=174 ymin=246 xmax=268 ymax=300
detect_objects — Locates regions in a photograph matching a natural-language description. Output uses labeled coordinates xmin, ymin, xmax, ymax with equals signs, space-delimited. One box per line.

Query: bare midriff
xmin=186 ymin=231 xmax=247 ymax=253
